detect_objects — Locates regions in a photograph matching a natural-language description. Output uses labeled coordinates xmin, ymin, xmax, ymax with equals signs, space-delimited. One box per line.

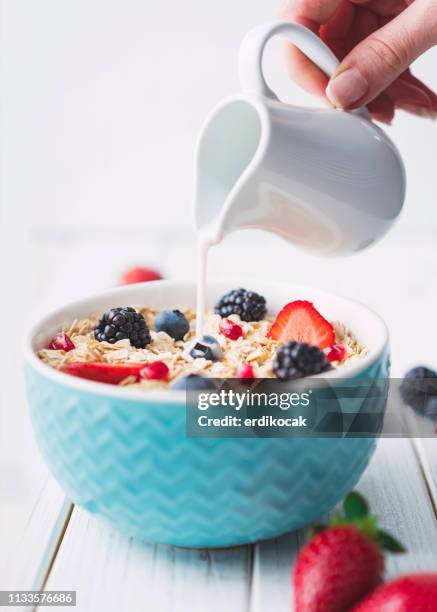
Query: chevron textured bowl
xmin=25 ymin=281 xmax=389 ymax=547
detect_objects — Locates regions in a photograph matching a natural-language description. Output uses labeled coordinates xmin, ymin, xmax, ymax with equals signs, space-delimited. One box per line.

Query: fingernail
xmin=326 ymin=67 xmax=368 ymax=109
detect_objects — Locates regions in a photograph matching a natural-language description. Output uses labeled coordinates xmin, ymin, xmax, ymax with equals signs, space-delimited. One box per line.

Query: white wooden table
xmin=2 ymin=227 xmax=437 ymax=612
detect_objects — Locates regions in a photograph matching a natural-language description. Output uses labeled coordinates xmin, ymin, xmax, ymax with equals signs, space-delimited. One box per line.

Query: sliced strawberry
xmin=61 ymin=361 xmax=145 ymax=385
xmin=268 ymin=300 xmax=335 ymax=349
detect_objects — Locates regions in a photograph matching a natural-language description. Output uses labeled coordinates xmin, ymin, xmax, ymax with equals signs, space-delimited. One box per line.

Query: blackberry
xmin=273 ymin=341 xmax=329 ymax=380
xmin=400 ymin=366 xmax=437 ymax=412
xmin=94 ymin=307 xmax=151 ymax=348
xmin=215 ymin=288 xmax=266 ymax=322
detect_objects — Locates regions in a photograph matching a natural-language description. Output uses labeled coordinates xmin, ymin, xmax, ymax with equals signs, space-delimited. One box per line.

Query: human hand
xmin=279 ymin=0 xmax=437 ymax=122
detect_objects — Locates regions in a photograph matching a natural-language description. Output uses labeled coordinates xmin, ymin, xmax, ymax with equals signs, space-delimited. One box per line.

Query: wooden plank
xmin=0 ymin=235 xmax=74 ymax=598
xmin=412 ymin=438 xmax=437 ymax=516
xmin=44 ymin=508 xmax=252 ymax=612
xmin=358 ymin=439 xmax=437 ymax=575
xmin=250 ymin=530 xmax=304 ymax=612
xmin=251 ymin=439 xmax=437 ymax=612
xmin=1 ymin=475 xmax=72 ymax=612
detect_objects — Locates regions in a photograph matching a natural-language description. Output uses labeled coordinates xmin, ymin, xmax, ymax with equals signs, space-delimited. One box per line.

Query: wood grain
xmin=2 ymin=475 xmax=71 ymax=604
xmin=44 ymin=510 xmax=251 ymax=612
xmin=40 ymin=440 xmax=437 ymax=612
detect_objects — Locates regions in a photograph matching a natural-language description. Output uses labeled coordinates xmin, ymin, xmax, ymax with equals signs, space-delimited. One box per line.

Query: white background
xmin=0 ymin=0 xmax=436 ymax=590
xmin=2 ymin=0 xmax=436 ymax=234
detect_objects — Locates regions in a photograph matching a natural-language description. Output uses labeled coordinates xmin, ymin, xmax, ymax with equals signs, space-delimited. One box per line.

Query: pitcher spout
xmin=192 ymin=95 xmax=268 ymax=242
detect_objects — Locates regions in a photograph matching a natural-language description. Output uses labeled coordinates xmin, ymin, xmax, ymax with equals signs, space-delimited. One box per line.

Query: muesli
xmin=38 ymin=288 xmax=367 ymax=390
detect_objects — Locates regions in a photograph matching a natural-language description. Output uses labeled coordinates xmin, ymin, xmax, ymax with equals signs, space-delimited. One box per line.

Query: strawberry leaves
xmin=311 ymin=490 xmax=406 ymax=555
xmin=344 ymin=491 xmax=369 ymax=520
xmin=376 ymin=530 xmax=406 ymax=553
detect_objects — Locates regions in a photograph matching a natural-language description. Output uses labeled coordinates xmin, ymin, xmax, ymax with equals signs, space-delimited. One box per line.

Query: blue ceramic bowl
xmin=25 ymin=281 xmax=389 ymax=547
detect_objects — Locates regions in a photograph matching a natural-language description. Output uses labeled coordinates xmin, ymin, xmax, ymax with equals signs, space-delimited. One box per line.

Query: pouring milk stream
xmin=194 ymin=21 xmax=406 ymax=339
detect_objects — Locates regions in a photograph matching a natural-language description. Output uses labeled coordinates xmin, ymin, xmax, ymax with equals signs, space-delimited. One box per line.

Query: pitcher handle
xmin=239 ymin=21 xmax=368 ymax=117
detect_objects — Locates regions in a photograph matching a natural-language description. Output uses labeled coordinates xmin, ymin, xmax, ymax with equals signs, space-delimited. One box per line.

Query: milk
xmin=195 ymin=223 xmax=219 ymax=339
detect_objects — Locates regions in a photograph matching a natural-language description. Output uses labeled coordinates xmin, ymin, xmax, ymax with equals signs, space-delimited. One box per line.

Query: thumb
xmin=326 ymin=0 xmax=437 ymax=110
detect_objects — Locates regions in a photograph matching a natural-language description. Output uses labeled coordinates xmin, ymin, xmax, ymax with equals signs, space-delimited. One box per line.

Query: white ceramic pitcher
xmin=193 ymin=21 xmax=406 ymax=256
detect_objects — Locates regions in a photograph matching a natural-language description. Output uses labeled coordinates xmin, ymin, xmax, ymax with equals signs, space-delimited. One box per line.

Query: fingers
xmin=400 ymin=70 xmax=437 ymax=114
xmin=367 ymin=92 xmax=395 ymax=123
xmin=279 ymin=0 xmax=344 ymax=26
xmin=326 ymin=0 xmax=437 ymax=110
xmin=385 ymin=77 xmax=436 ymax=118
xmin=279 ymin=0 xmax=437 ymax=121
xmin=279 ymin=0 xmax=344 ymax=96
xmin=319 ymin=1 xmax=356 ymax=57
xmin=351 ymin=0 xmax=405 ymax=18
xmin=282 ymin=39 xmax=330 ymax=96
xmin=343 ymin=72 xmax=437 ymax=123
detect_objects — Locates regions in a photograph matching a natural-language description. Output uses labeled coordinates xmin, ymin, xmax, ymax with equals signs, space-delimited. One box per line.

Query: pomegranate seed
xmin=48 ymin=333 xmax=75 ymax=352
xmin=121 ymin=267 xmax=162 ymax=285
xmin=220 ymin=319 xmax=243 ymax=341
xmin=325 ymin=344 xmax=346 ymax=363
xmin=140 ymin=361 xmax=169 ymax=381
xmin=237 ymin=364 xmax=254 ymax=380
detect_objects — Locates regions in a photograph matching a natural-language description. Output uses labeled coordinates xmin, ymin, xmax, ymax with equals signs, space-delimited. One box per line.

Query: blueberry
xmin=188 ymin=335 xmax=222 ymax=362
xmin=424 ymin=397 xmax=437 ymax=419
xmin=200 ymin=335 xmax=222 ymax=361
xmin=202 ymin=334 xmax=217 ymax=345
xmin=172 ymin=374 xmax=216 ymax=391
xmin=154 ymin=309 xmax=189 ymax=341
xmin=400 ymin=366 xmax=437 ymax=412
xmin=189 ymin=342 xmax=214 ymax=361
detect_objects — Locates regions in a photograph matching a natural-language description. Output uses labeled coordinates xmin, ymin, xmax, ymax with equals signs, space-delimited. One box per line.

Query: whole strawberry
xmin=353 ymin=573 xmax=437 ymax=611
xmin=121 ymin=266 xmax=162 ymax=285
xmin=293 ymin=492 xmax=405 ymax=612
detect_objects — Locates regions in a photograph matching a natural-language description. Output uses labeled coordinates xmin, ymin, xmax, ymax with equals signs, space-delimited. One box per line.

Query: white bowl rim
xmin=24 ymin=279 xmax=389 ymax=404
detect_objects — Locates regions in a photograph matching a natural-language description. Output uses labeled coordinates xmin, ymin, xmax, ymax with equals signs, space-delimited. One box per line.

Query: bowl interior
xmin=26 ymin=279 xmax=388 ymax=400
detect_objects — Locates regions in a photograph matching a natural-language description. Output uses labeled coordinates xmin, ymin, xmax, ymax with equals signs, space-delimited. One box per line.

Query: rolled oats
xmin=38 ymin=307 xmax=366 ymax=388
